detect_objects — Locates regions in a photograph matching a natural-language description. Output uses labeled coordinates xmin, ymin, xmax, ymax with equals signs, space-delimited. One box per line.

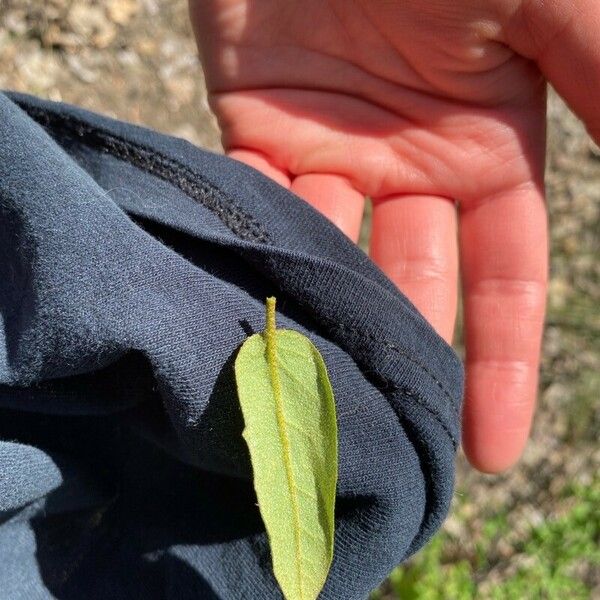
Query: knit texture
xmin=0 ymin=91 xmax=463 ymax=600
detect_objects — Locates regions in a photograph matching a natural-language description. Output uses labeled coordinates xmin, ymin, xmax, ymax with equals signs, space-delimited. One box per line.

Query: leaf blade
xmin=234 ymin=306 xmax=337 ymax=600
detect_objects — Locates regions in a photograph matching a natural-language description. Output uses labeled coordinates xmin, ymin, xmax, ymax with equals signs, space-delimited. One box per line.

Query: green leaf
xmin=235 ymin=297 xmax=338 ymax=600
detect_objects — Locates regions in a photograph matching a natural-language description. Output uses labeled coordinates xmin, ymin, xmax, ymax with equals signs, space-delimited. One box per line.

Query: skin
xmin=188 ymin=0 xmax=600 ymax=473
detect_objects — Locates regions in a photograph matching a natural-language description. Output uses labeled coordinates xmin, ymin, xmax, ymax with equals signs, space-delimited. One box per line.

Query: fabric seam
xmin=16 ymin=103 xmax=270 ymax=244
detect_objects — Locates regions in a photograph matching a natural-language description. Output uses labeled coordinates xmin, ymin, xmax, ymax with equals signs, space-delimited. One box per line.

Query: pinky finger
xmin=227 ymin=148 xmax=291 ymax=188
xmin=291 ymin=174 xmax=365 ymax=242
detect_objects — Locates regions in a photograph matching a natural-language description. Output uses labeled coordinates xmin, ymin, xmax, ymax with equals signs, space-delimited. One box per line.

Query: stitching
xmin=321 ymin=317 xmax=461 ymax=417
xmin=16 ymin=103 xmax=271 ymax=244
xmin=393 ymin=385 xmax=458 ymax=449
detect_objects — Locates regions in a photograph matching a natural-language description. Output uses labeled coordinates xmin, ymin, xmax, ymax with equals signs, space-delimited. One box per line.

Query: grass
xmin=372 ymin=478 xmax=600 ymax=599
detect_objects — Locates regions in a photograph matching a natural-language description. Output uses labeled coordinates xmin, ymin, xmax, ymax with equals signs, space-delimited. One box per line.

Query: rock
xmin=15 ymin=46 xmax=63 ymax=90
xmin=106 ymin=0 xmax=139 ymax=26
xmin=68 ymin=3 xmax=116 ymax=49
xmin=65 ymin=54 xmax=99 ymax=83
xmin=3 ymin=9 xmax=27 ymax=35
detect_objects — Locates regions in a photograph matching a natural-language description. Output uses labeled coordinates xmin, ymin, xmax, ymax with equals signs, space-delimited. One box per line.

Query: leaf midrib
xmin=265 ymin=320 xmax=306 ymax=600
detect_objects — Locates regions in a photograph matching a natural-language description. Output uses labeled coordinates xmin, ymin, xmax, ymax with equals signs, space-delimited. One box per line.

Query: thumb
xmin=508 ymin=0 xmax=600 ymax=142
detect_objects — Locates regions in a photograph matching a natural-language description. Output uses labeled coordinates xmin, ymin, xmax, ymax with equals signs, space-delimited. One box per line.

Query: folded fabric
xmin=0 ymin=91 xmax=463 ymax=600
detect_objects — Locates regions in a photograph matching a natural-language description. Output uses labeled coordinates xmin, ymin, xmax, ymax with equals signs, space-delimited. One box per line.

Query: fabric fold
xmin=0 ymin=91 xmax=463 ymax=599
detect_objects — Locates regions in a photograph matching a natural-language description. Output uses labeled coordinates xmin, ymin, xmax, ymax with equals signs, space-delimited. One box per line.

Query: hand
xmin=189 ymin=0 xmax=600 ymax=473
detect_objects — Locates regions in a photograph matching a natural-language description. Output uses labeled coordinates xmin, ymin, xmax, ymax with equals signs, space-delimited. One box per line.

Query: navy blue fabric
xmin=0 ymin=91 xmax=463 ymax=599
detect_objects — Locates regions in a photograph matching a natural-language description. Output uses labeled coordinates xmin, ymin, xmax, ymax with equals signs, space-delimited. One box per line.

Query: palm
xmin=190 ymin=0 xmax=599 ymax=472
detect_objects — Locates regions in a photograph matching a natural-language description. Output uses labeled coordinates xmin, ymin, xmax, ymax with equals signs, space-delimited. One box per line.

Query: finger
xmin=227 ymin=150 xmax=365 ymax=241
xmin=460 ymin=185 xmax=548 ymax=473
xmin=509 ymin=0 xmax=600 ymax=142
xmin=291 ymin=174 xmax=365 ymax=242
xmin=370 ymin=194 xmax=458 ymax=343
xmin=227 ymin=148 xmax=291 ymax=188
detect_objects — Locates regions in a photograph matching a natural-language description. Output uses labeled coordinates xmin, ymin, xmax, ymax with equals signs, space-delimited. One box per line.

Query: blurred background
xmin=1 ymin=1 xmax=598 ymax=598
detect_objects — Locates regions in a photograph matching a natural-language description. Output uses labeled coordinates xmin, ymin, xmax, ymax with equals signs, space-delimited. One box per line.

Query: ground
xmin=1 ymin=1 xmax=598 ymax=598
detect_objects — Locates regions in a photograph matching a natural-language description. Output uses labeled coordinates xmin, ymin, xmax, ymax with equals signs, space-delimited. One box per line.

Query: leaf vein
xmin=278 ymin=361 xmax=321 ymax=403
xmin=295 ymin=485 xmax=319 ymax=503
xmin=284 ymin=417 xmax=313 ymax=440
xmin=300 ymin=524 xmax=326 ymax=546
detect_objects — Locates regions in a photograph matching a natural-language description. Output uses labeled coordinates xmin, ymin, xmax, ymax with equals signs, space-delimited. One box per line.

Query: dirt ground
xmin=1 ymin=1 xmax=598 ymax=597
